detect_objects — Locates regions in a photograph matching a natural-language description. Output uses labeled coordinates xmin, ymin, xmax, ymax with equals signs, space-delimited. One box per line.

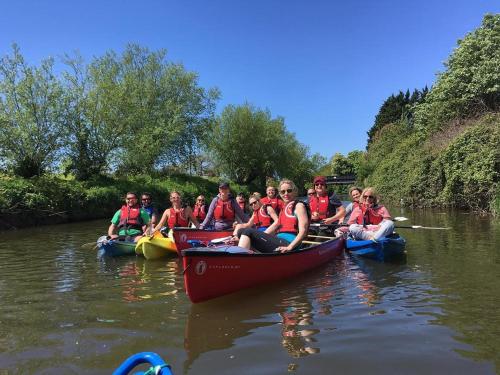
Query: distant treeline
xmin=326 ymin=14 xmax=500 ymax=214
xmin=0 ymin=44 xmax=324 ymax=189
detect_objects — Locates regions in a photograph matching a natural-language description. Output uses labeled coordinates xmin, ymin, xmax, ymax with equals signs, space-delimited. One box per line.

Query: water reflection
xmin=183 ymin=258 xmax=349 ymax=371
xmin=96 ymin=256 xmax=183 ymax=302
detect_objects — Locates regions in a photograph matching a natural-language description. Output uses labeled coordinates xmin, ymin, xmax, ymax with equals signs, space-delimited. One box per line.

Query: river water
xmin=0 ymin=209 xmax=499 ymax=374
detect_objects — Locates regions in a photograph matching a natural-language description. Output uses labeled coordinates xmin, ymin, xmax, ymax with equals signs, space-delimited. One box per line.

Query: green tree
xmin=330 ymin=153 xmax=353 ymax=175
xmin=112 ymin=44 xmax=219 ymax=175
xmin=0 ymin=44 xmax=65 ymax=177
xmin=414 ymin=14 xmax=500 ymax=132
xmin=209 ymin=103 xmax=316 ymax=188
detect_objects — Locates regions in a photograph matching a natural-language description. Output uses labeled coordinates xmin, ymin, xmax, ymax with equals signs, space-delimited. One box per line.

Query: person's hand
xmin=323 ymin=218 xmax=334 ymax=225
xmin=276 ymin=245 xmax=292 ymax=253
xmin=109 ymin=234 xmax=118 ymax=240
xmin=311 ymin=212 xmax=320 ymax=220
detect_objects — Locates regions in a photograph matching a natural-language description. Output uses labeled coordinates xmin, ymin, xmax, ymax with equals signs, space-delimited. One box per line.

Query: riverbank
xmin=0 ymin=174 xmax=249 ymax=230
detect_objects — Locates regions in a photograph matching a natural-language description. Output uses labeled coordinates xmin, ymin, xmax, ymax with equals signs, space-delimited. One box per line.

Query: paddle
xmin=81 ymin=236 xmax=109 ymax=250
xmin=395 ymin=225 xmax=451 ymax=230
xmin=303 ymin=240 xmax=322 ymax=245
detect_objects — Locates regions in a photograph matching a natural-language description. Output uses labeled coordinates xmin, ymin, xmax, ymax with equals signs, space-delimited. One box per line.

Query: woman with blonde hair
xmin=236 ymin=179 xmax=309 ymax=253
xmin=347 ymin=187 xmax=394 ymax=241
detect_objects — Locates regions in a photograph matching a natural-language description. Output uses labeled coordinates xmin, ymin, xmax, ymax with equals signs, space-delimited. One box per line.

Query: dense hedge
xmin=364 ymin=113 xmax=499 ymax=214
xmin=0 ymin=174 xmax=249 ymax=230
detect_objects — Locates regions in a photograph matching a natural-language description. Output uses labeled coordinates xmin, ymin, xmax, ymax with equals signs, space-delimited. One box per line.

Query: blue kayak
xmin=346 ymin=234 xmax=406 ymax=261
xmin=113 ymin=352 xmax=172 ymax=375
xmin=96 ymin=235 xmax=136 ymax=257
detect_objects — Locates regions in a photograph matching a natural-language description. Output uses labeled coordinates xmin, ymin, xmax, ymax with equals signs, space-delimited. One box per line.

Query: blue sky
xmin=1 ymin=1 xmax=498 ymax=159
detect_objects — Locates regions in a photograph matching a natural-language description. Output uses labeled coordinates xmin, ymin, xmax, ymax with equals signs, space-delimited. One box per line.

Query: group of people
xmin=107 ymin=176 xmax=395 ymax=253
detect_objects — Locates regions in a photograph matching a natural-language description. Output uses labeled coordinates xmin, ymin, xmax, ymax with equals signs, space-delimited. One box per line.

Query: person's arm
xmin=264 ymin=216 xmax=280 ymax=235
xmin=347 ymin=206 xmax=362 ymax=225
xmin=108 ymin=223 xmax=118 ymax=238
xmin=153 ymin=209 xmax=169 ymax=232
xmin=108 ymin=210 xmax=121 ymax=238
xmin=324 ymin=195 xmax=346 ymax=224
xmin=200 ymin=198 xmax=217 ymax=229
xmin=278 ymin=202 xmax=309 ymax=252
xmin=232 ymin=215 xmax=254 ymax=238
xmin=140 ymin=209 xmax=151 ymax=234
xmin=267 ymin=206 xmax=279 ymax=223
xmin=380 ymin=206 xmax=392 ymax=220
xmin=185 ymin=206 xmax=199 ymax=228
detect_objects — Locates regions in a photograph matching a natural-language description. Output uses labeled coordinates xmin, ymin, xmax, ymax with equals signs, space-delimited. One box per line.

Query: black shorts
xmin=237 ymin=228 xmax=290 ymax=253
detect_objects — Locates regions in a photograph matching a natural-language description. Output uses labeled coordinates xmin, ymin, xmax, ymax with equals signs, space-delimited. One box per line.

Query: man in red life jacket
xmin=261 ymin=185 xmax=284 ymax=214
xmin=347 ymin=187 xmax=394 ymax=241
xmin=108 ymin=192 xmax=151 ymax=242
xmin=309 ymin=176 xmax=345 ymax=224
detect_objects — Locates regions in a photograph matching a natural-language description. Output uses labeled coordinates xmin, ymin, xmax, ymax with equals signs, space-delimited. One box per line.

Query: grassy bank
xmin=0 ymin=174 xmax=249 ymax=230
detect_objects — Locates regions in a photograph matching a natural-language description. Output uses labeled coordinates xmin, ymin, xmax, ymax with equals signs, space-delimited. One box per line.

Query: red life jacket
xmin=278 ymin=201 xmax=303 ymax=234
xmin=238 ymin=201 xmax=245 ymax=211
xmin=252 ymin=204 xmax=272 ymax=228
xmin=309 ymin=194 xmax=330 ymax=221
xmin=193 ymin=204 xmax=206 ymax=221
xmin=213 ymin=198 xmax=235 ymax=222
xmin=261 ymin=196 xmax=283 ymax=214
xmin=167 ymin=208 xmax=189 ymax=228
xmin=357 ymin=204 xmax=384 ymax=225
xmin=118 ymin=204 xmax=144 ymax=231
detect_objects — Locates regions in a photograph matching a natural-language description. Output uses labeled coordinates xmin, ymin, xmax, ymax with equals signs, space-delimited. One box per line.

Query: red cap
xmin=313 ymin=176 xmax=326 ymax=185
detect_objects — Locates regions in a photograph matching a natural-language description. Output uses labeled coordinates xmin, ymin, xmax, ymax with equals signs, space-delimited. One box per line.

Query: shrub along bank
xmin=0 ymin=174 xmax=249 ymax=230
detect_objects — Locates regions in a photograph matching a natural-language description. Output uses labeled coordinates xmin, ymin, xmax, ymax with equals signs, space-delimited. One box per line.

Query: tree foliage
xmin=0 ymin=44 xmax=65 ymax=177
xmin=414 ymin=14 xmax=500 ymax=132
xmin=367 ymin=87 xmax=428 ymax=145
xmin=209 ymin=103 xmax=317 ymax=188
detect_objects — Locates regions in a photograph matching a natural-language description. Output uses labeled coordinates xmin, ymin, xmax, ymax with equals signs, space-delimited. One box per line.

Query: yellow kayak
xmin=135 ymin=231 xmax=177 ymax=260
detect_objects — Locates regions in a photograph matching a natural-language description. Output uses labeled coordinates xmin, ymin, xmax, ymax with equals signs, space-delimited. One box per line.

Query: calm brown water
xmin=0 ymin=209 xmax=499 ymax=374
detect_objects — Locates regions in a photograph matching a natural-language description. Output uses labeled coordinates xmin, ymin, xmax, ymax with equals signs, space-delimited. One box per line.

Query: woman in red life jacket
xmin=108 ymin=192 xmax=151 ymax=242
xmin=232 ymin=192 xmax=279 ymax=237
xmin=347 ymin=187 xmax=394 ymax=241
xmin=237 ymin=179 xmax=309 ymax=253
xmin=261 ymin=185 xmax=284 ymax=214
xmin=309 ymin=176 xmax=345 ymax=224
xmin=199 ymin=181 xmax=248 ymax=230
xmin=154 ymin=191 xmax=199 ymax=233
xmin=193 ymin=195 xmax=207 ymax=223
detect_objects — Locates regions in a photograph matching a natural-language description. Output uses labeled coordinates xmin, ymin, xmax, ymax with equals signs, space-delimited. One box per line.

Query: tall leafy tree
xmin=209 ymin=103 xmax=316 ymax=187
xmin=0 ymin=44 xmax=65 ymax=177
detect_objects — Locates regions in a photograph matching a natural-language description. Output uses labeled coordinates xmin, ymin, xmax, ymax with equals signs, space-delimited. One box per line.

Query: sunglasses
xmin=249 ymin=201 xmax=258 ymax=206
xmin=280 ymin=189 xmax=293 ymax=194
xmin=197 ymin=199 xmax=204 ymax=202
xmin=315 ymin=183 xmax=325 ymax=187
xmin=141 ymin=198 xmax=151 ymax=201
xmin=363 ymin=195 xmax=374 ymax=199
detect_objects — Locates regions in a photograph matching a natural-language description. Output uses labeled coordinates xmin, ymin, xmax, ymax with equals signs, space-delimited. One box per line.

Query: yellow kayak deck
xmin=135 ymin=232 xmax=177 ymax=259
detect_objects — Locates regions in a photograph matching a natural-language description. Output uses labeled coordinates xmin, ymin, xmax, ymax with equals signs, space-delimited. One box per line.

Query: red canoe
xmin=182 ymin=237 xmax=345 ymax=303
xmin=172 ymin=228 xmax=233 ymax=255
